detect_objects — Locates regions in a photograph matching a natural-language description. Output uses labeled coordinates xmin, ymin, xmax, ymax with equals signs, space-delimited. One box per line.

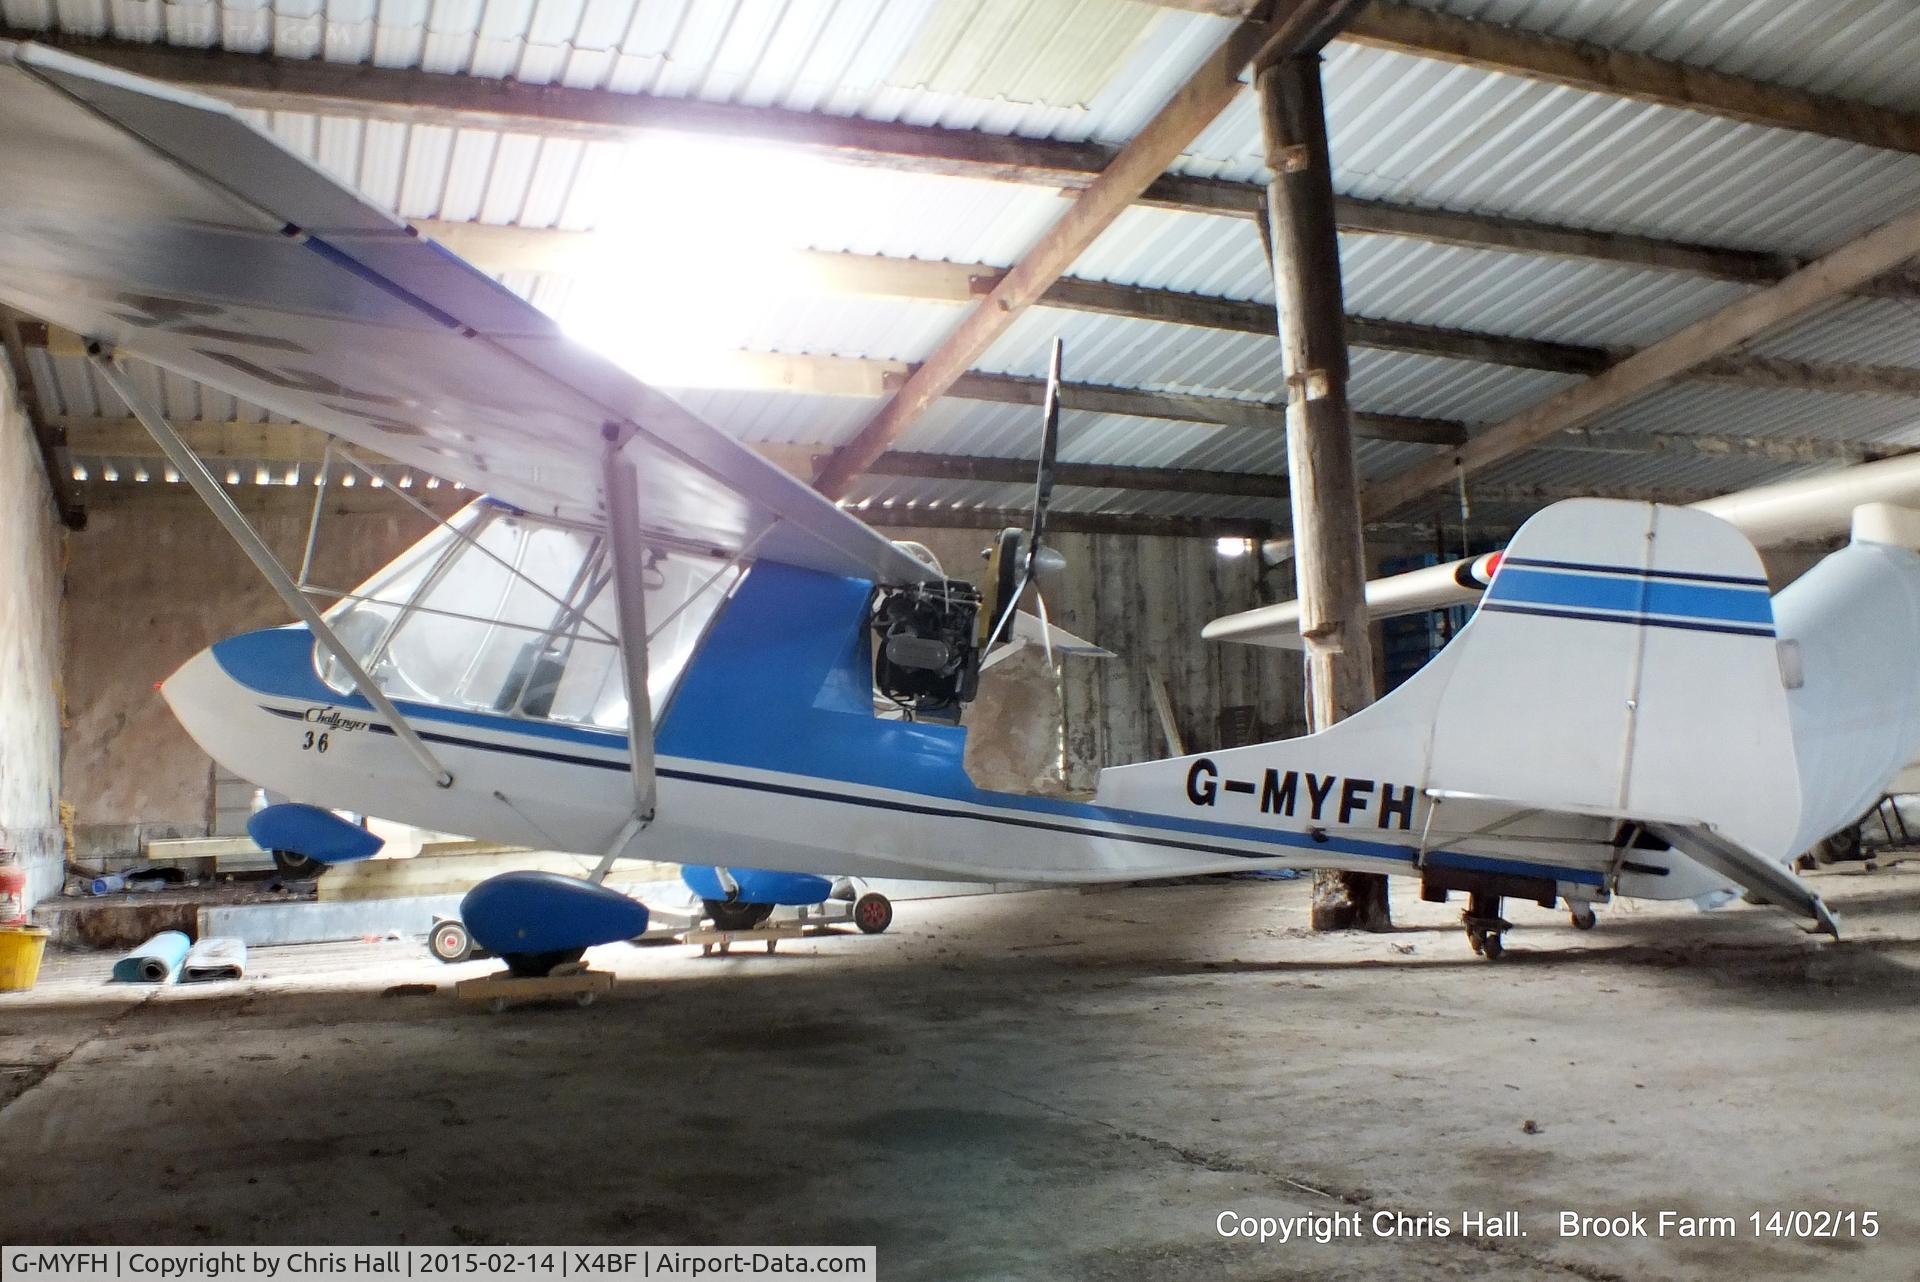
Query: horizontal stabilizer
xmin=983 ymin=610 xmax=1114 ymax=669
xmin=1646 ymin=823 xmax=1838 ymax=936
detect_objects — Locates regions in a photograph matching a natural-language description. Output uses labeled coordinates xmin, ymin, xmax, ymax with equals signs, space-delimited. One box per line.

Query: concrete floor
xmin=4 ymin=866 xmax=1920 ymax=1281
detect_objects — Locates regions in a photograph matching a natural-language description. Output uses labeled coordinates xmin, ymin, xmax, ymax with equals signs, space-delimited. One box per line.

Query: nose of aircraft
xmin=158 ymin=641 xmax=228 ymax=739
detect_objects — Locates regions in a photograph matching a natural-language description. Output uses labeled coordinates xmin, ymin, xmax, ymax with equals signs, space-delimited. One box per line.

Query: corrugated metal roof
xmin=1406 ymin=0 xmax=1920 ymax=113
xmin=1581 ymin=381 xmax=1920 ymax=445
xmin=1183 ymin=42 xmax=1920 ymax=258
xmin=16 ymin=0 xmax=1920 ymax=532
xmin=1749 ymin=296 xmax=1920 ymax=368
xmin=0 ymin=0 xmax=1233 ymax=138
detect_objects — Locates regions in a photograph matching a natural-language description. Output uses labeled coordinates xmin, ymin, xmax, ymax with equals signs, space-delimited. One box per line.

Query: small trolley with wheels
xmin=427 ymin=915 xmax=493 ymax=963
xmin=678 ymin=866 xmax=895 ymax=955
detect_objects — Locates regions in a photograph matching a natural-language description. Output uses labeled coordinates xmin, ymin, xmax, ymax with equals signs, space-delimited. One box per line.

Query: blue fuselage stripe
xmin=252 ymin=698 xmax=1606 ymax=887
xmin=220 ymin=622 xmax=1606 ymax=890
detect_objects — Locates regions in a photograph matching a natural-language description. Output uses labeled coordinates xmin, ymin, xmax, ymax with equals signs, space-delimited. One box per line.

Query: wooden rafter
xmin=1151 ymin=1 xmax=1920 ymax=158
xmin=64 ymin=414 xmax=1896 ymax=501
xmin=809 ymin=0 xmax=1371 ymax=496
xmin=1340 ymin=5 xmax=1920 ymax=158
xmin=769 ymin=247 xmax=1920 ymax=397
xmin=1364 ymin=203 xmax=1920 ymax=517
xmin=15 ymin=28 xmax=1896 ymax=300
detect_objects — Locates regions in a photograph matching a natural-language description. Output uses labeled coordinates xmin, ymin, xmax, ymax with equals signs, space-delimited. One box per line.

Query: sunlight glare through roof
xmin=560 ymin=136 xmax=854 ymax=387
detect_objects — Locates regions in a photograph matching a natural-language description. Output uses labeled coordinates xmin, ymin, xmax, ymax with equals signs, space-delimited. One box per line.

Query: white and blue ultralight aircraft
xmin=5 ymin=43 xmax=1920 ymax=970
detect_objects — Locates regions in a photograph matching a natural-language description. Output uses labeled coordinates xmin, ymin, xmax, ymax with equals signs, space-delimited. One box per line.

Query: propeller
xmin=985 ymin=338 xmax=1065 ymax=660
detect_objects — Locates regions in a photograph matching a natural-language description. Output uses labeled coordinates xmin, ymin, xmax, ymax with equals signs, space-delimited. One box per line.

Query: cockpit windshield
xmin=317 ymin=500 xmax=741 ymax=730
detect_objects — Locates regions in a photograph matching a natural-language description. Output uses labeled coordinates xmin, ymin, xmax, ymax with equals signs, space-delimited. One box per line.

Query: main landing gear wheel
xmin=854 ymin=892 xmax=894 ymax=935
xmin=502 ymin=947 xmax=586 ymax=978
xmin=271 ymin=849 xmax=325 ymax=879
xmin=1568 ymin=903 xmax=1598 ymax=931
xmin=704 ymin=899 xmax=774 ymax=931
xmin=1463 ymin=892 xmax=1511 ymax=961
xmin=429 ymin=918 xmax=474 ymax=963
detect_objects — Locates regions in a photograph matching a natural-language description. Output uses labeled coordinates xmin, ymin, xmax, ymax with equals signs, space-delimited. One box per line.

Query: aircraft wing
xmin=1205 ymin=456 xmax=1920 ymax=649
xmin=1203 ymin=552 xmax=1502 ymax=649
xmin=0 ymin=41 xmax=935 ymax=586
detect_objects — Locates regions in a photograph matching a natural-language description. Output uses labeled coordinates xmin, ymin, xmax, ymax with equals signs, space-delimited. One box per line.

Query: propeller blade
xmin=986 ymin=339 xmax=1064 ymax=653
xmin=986 ymin=566 xmax=1032 ymax=651
xmin=1029 ymin=338 xmax=1063 ymax=563
xmin=1035 ymin=589 xmax=1056 ymax=670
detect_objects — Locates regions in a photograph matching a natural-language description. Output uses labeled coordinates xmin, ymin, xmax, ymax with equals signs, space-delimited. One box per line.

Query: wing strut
xmin=87 ymin=345 xmax=455 ymax=790
xmin=600 ymin=430 xmax=658 ymax=829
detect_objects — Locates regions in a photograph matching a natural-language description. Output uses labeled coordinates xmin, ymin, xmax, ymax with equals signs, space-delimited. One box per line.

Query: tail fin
xmin=1423 ymin=500 xmax=1803 ymax=858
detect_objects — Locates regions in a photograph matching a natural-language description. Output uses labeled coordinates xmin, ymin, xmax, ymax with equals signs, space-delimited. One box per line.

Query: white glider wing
xmin=0 ymin=41 xmax=934 ymax=586
xmin=1204 ymin=454 xmax=1920 ymax=649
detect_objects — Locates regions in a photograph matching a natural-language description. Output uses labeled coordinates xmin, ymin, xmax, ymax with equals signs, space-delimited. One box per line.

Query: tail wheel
xmin=853 ymin=892 xmax=894 ymax=935
xmin=429 ymin=919 xmax=473 ymax=963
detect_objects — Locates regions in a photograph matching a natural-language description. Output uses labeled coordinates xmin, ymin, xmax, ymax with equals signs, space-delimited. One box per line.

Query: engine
xmin=870 ymin=580 xmax=985 ymax=722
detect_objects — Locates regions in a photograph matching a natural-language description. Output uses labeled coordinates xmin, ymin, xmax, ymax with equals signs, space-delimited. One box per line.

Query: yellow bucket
xmin=0 ymin=926 xmax=50 ymax=991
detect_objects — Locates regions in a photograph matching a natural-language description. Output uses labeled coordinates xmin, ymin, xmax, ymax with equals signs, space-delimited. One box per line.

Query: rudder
xmin=1425 ymin=500 xmax=1803 ymax=857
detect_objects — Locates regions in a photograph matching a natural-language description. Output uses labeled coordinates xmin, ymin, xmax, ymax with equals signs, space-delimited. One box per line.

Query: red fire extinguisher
xmin=0 ymin=851 xmax=27 ymax=926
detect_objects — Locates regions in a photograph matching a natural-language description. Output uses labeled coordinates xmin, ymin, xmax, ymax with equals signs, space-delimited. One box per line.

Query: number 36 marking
xmin=301 ymin=730 xmax=330 ymax=753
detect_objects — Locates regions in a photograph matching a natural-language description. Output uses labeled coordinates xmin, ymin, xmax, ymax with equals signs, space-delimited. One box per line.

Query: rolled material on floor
xmin=111 ymin=931 xmax=191 ymax=983
xmin=181 ymin=937 xmax=246 ymax=982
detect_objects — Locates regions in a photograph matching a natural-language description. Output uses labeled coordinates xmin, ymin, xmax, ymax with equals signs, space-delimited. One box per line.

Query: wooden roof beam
xmin=1467 ymin=481 xmax=1718 ymax=507
xmin=845 ymin=505 xmax=1276 ymax=539
xmin=778 ymin=248 xmax=1920 ymax=396
xmin=1363 ymin=202 xmax=1920 ymax=517
xmin=1154 ymin=2 xmax=1920 ymax=158
xmin=944 ymin=369 xmax=1462 ymax=446
xmin=1544 ymin=430 xmax=1910 ymax=467
xmin=1340 ymin=5 xmax=1920 ymax=159
xmin=65 ymin=412 xmax=1895 ymax=475
xmin=18 ymin=31 xmax=1917 ymax=296
xmin=62 ymin=418 xmax=1293 ymax=501
xmin=810 ymin=0 xmax=1371 ymax=496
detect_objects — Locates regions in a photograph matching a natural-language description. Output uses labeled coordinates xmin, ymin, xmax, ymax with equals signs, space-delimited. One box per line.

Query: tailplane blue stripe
xmin=1487 ymin=566 xmax=1773 ymax=626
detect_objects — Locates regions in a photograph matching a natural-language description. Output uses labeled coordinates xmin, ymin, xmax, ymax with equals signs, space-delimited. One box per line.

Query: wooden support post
xmin=1258 ymin=56 xmax=1389 ymax=932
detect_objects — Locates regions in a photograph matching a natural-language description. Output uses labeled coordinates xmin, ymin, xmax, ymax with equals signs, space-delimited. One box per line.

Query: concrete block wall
xmin=0 ymin=360 xmax=66 ymax=907
xmin=61 ymin=494 xmax=443 ymax=856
